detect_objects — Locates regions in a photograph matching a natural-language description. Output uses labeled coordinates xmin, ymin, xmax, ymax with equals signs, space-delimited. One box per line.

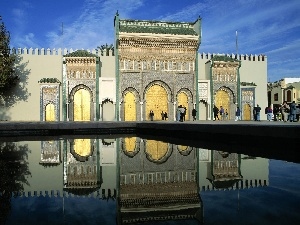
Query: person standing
xmin=149 ymin=110 xmax=154 ymax=121
xmin=281 ymin=101 xmax=289 ymax=122
xmin=235 ymin=106 xmax=241 ymax=121
xmin=213 ymin=105 xmax=219 ymax=121
xmin=192 ymin=108 xmax=197 ymax=121
xmin=161 ymin=111 xmax=165 ymax=120
xmin=220 ymin=106 xmax=225 ymax=120
xmin=253 ymin=106 xmax=257 ymax=121
xmin=256 ymin=104 xmax=261 ymax=121
xmin=164 ymin=112 xmax=168 ymax=120
xmin=290 ymin=101 xmax=297 ymax=122
xmin=266 ymin=106 xmax=273 ymax=121
xmin=225 ymin=109 xmax=228 ymax=120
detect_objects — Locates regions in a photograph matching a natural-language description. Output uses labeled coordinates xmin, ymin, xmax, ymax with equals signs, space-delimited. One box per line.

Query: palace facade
xmin=0 ymin=13 xmax=267 ymax=121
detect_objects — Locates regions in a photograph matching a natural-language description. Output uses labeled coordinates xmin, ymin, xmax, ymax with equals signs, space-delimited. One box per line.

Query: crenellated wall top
xmin=11 ymin=48 xmax=267 ymax=61
xmin=200 ymin=52 xmax=267 ymax=62
xmin=11 ymin=48 xmax=114 ymax=57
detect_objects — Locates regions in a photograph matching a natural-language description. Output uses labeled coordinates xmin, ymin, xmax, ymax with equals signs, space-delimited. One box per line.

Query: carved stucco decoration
xmin=40 ymin=84 xmax=60 ymax=121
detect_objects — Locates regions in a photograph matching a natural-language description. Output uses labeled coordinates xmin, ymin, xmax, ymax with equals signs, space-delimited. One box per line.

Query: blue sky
xmin=1 ymin=0 xmax=300 ymax=81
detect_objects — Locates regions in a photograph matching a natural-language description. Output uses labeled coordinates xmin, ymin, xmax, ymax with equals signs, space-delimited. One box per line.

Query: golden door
xmin=145 ymin=85 xmax=168 ymax=121
xmin=74 ymin=89 xmax=91 ymax=121
xmin=45 ymin=103 xmax=55 ymax=121
xmin=124 ymin=92 xmax=136 ymax=121
xmin=146 ymin=140 xmax=168 ymax=161
xmin=177 ymin=92 xmax=189 ymax=120
xmin=215 ymin=90 xmax=230 ymax=119
xmin=243 ymin=103 xmax=251 ymax=120
xmin=124 ymin=137 xmax=136 ymax=152
xmin=74 ymin=139 xmax=91 ymax=157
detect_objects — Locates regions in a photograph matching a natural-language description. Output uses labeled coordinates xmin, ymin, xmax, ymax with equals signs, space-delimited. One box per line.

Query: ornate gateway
xmin=115 ymin=13 xmax=201 ymax=121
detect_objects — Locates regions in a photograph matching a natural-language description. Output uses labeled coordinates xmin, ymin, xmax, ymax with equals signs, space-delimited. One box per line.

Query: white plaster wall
xmin=100 ymin=55 xmax=115 ymax=78
xmin=1 ymin=54 xmax=63 ymax=121
xmin=239 ymin=57 xmax=268 ymax=111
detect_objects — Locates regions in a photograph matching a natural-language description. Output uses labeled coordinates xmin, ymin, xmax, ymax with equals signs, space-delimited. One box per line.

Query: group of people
xmin=254 ymin=101 xmax=299 ymax=122
xmin=176 ymin=105 xmax=187 ymax=122
xmin=213 ymin=105 xmax=229 ymax=121
xmin=149 ymin=101 xmax=300 ymax=122
xmin=149 ymin=105 xmax=198 ymax=122
xmin=160 ymin=111 xmax=168 ymax=120
xmin=272 ymin=101 xmax=299 ymax=122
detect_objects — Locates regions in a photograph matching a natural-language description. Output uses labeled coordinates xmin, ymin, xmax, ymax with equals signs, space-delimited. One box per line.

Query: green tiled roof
xmin=38 ymin=78 xmax=61 ymax=83
xmin=119 ymin=19 xmax=198 ymax=36
xmin=64 ymin=50 xmax=97 ymax=57
xmin=212 ymin=55 xmax=239 ymax=62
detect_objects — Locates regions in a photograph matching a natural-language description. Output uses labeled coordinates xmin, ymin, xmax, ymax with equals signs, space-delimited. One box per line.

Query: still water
xmin=0 ymin=137 xmax=299 ymax=225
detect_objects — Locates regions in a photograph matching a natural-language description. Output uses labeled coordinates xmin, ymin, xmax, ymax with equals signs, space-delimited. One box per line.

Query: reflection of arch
xmin=177 ymin=145 xmax=193 ymax=156
xmin=122 ymin=137 xmax=140 ymax=157
xmin=70 ymin=139 xmax=93 ymax=162
xmin=145 ymin=140 xmax=172 ymax=163
xmin=124 ymin=92 xmax=136 ymax=121
xmin=243 ymin=103 xmax=251 ymax=120
xmin=45 ymin=103 xmax=55 ymax=121
xmin=144 ymin=82 xmax=171 ymax=121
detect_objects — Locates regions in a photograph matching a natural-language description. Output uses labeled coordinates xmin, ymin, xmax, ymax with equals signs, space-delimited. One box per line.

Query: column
xmin=117 ymin=102 xmax=120 ymax=121
xmin=140 ymin=101 xmax=144 ymax=121
xmin=207 ymin=103 xmax=211 ymax=120
xmin=173 ymin=101 xmax=177 ymax=121
xmin=94 ymin=102 xmax=96 ymax=121
xmin=66 ymin=102 xmax=69 ymax=121
xmin=99 ymin=103 xmax=102 ymax=121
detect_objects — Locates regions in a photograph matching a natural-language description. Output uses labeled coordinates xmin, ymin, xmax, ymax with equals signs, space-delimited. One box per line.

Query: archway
xmin=124 ymin=92 xmax=136 ymax=121
xmin=74 ymin=139 xmax=92 ymax=158
xmin=145 ymin=85 xmax=168 ymax=121
xmin=243 ymin=103 xmax=251 ymax=120
xmin=215 ymin=90 xmax=230 ymax=119
xmin=74 ymin=89 xmax=91 ymax=121
xmin=102 ymin=99 xmax=114 ymax=121
xmin=146 ymin=140 xmax=168 ymax=161
xmin=177 ymin=92 xmax=189 ymax=120
xmin=124 ymin=137 xmax=136 ymax=152
xmin=45 ymin=103 xmax=55 ymax=121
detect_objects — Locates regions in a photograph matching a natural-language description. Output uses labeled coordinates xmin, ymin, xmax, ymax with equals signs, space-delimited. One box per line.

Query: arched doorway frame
xmin=176 ymin=88 xmax=193 ymax=121
xmin=69 ymin=84 xmax=94 ymax=121
xmin=143 ymin=81 xmax=172 ymax=121
xmin=213 ymin=86 xmax=236 ymax=120
xmin=121 ymin=87 xmax=140 ymax=121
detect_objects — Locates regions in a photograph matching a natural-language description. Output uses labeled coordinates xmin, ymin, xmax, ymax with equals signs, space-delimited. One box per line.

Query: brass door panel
xmin=243 ymin=103 xmax=251 ymax=120
xmin=124 ymin=92 xmax=136 ymax=121
xmin=215 ymin=90 xmax=230 ymax=119
xmin=74 ymin=139 xmax=92 ymax=157
xmin=178 ymin=145 xmax=188 ymax=151
xmin=45 ymin=103 xmax=55 ymax=121
xmin=74 ymin=89 xmax=91 ymax=121
xmin=146 ymin=85 xmax=168 ymax=121
xmin=124 ymin=137 xmax=136 ymax=152
xmin=146 ymin=140 xmax=168 ymax=161
xmin=177 ymin=92 xmax=189 ymax=120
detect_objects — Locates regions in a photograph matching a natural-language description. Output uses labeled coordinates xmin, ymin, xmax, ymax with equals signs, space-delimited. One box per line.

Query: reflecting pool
xmin=0 ymin=138 xmax=299 ymax=225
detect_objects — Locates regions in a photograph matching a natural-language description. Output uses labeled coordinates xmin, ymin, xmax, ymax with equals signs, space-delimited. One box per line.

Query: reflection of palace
xmin=13 ymin=139 xmax=270 ymax=224
xmin=198 ymin=148 xmax=269 ymax=190
xmin=118 ymin=138 xmax=203 ymax=224
xmin=3 ymin=13 xmax=267 ymax=121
